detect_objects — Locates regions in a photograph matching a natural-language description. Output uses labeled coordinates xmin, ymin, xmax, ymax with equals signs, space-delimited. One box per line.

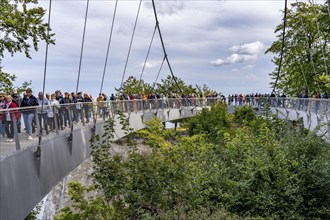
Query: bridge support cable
xmin=152 ymin=55 xmax=166 ymax=91
xmin=70 ymin=0 xmax=90 ymax=144
xmin=139 ymin=23 xmax=158 ymax=82
xmin=75 ymin=0 xmax=90 ymax=95
xmin=100 ymin=0 xmax=118 ymax=94
xmin=36 ymin=0 xmax=53 ymax=159
xmin=296 ymin=1 xmax=321 ymax=94
xmin=151 ymin=0 xmax=196 ymax=107
xmin=151 ymin=0 xmax=184 ymax=96
xmin=311 ymin=0 xmax=329 ymax=88
xmin=120 ymin=0 xmax=143 ymax=90
xmin=293 ymin=45 xmax=309 ymax=93
xmin=271 ymin=0 xmax=288 ymax=95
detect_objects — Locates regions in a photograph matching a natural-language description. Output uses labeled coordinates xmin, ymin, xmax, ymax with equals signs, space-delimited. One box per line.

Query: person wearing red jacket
xmin=4 ymin=95 xmax=19 ymax=142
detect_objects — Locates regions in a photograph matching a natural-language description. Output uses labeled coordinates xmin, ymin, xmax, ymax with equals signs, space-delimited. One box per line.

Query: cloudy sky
xmin=2 ymin=0 xmax=304 ymax=97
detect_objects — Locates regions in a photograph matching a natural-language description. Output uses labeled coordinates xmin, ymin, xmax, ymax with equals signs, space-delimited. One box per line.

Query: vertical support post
xmin=81 ymin=108 xmax=85 ymax=126
xmin=54 ymin=106 xmax=59 ymax=135
xmin=11 ymin=111 xmax=20 ymax=151
xmin=35 ymin=109 xmax=41 ymax=136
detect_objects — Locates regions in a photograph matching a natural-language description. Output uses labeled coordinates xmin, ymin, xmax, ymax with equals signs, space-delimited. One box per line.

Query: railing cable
xmin=120 ymin=0 xmax=142 ymax=90
xmin=100 ymin=0 xmax=118 ymax=94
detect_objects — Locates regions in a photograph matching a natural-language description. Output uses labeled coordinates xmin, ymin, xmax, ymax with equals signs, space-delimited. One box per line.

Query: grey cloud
xmin=144 ymin=1 xmax=184 ymax=15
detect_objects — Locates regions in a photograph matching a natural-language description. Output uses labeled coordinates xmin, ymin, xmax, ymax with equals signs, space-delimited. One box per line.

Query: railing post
xmin=53 ymin=106 xmax=59 ymax=135
xmin=35 ymin=109 xmax=41 ymax=137
xmin=81 ymin=107 xmax=85 ymax=126
xmin=11 ymin=111 xmax=20 ymax=150
xmin=92 ymin=102 xmax=97 ymax=123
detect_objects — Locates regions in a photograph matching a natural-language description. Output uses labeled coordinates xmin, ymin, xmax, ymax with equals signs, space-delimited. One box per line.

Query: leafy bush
xmin=232 ymin=105 xmax=256 ymax=124
xmin=54 ymin=181 xmax=115 ymax=220
xmin=56 ymin=106 xmax=330 ymax=219
xmin=185 ymin=102 xmax=231 ymax=143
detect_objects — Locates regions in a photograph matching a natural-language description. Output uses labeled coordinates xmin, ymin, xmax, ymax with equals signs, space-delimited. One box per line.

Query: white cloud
xmin=2 ymin=1 xmax=285 ymax=96
xmin=243 ymin=64 xmax=255 ymax=70
xmin=229 ymin=41 xmax=265 ymax=55
xmin=210 ymin=53 xmax=257 ymax=66
xmin=249 ymin=74 xmax=257 ymax=80
xmin=141 ymin=62 xmax=153 ymax=68
xmin=210 ymin=41 xmax=266 ymax=66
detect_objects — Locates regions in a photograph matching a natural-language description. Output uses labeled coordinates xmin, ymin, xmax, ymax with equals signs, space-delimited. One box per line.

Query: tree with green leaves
xmin=115 ymin=76 xmax=153 ymax=96
xmin=0 ymin=0 xmax=55 ymax=59
xmin=0 ymin=68 xmax=31 ymax=94
xmin=0 ymin=0 xmax=55 ymax=93
xmin=266 ymin=1 xmax=330 ymax=96
xmin=56 ymin=104 xmax=330 ymax=219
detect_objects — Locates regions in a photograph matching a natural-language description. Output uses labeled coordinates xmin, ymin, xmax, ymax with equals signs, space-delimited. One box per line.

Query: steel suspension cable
xmin=139 ymin=23 xmax=158 ymax=82
xmin=271 ymin=0 xmax=288 ymax=95
xmin=151 ymin=0 xmax=185 ymax=96
xmin=297 ymin=4 xmax=321 ymax=94
xmin=152 ymin=55 xmax=166 ymax=91
xmin=100 ymin=0 xmax=118 ymax=94
xmin=76 ymin=0 xmax=90 ymax=94
xmin=311 ymin=0 xmax=329 ymax=87
xmin=293 ymin=44 xmax=309 ymax=92
xmin=120 ymin=0 xmax=142 ymax=90
xmin=36 ymin=0 xmax=52 ymax=159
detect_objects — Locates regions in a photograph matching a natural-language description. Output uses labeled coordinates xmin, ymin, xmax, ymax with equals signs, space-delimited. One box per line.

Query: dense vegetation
xmin=55 ymin=103 xmax=330 ymax=219
xmin=266 ymin=1 xmax=330 ymax=95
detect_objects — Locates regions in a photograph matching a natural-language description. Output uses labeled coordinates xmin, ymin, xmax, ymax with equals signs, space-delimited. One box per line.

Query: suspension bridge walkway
xmin=1 ymin=0 xmax=329 ymax=218
xmin=0 ymin=97 xmax=329 ymax=219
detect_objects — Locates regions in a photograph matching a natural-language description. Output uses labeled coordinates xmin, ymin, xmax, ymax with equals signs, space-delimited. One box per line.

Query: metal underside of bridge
xmin=1 ymin=101 xmax=329 ymax=219
xmin=0 ymin=107 xmax=200 ymax=220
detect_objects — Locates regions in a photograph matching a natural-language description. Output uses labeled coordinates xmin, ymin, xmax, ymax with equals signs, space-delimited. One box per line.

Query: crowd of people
xmin=0 ymin=88 xmax=224 ymax=142
xmin=1 ymin=88 xmax=329 ymax=142
xmin=0 ymin=89 xmax=95 ymax=142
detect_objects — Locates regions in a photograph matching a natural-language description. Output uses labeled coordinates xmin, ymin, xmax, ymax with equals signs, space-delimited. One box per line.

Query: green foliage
xmin=0 ymin=0 xmax=55 ymax=60
xmin=185 ymin=102 xmax=231 ymax=143
xmin=0 ymin=68 xmax=32 ymax=94
xmin=266 ymin=1 xmax=330 ymax=95
xmin=58 ymin=104 xmax=330 ymax=219
xmin=115 ymin=76 xmax=148 ymax=96
xmin=54 ymin=181 xmax=115 ymax=220
xmin=232 ymin=105 xmax=256 ymax=124
xmin=24 ymin=201 xmax=43 ymax=220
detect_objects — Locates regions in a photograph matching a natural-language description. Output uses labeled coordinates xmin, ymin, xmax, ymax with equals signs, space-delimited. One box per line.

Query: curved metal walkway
xmin=0 ymin=97 xmax=329 ymax=219
xmin=0 ymin=98 xmax=206 ymax=220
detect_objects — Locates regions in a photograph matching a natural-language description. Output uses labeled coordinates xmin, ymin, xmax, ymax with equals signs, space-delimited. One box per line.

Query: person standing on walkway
xmin=48 ymin=93 xmax=60 ymax=132
xmin=11 ymin=88 xmax=22 ymax=133
xmin=37 ymin=92 xmax=50 ymax=135
xmin=0 ymin=93 xmax=6 ymax=138
xmin=21 ymin=88 xmax=38 ymax=140
xmin=3 ymin=95 xmax=19 ymax=142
